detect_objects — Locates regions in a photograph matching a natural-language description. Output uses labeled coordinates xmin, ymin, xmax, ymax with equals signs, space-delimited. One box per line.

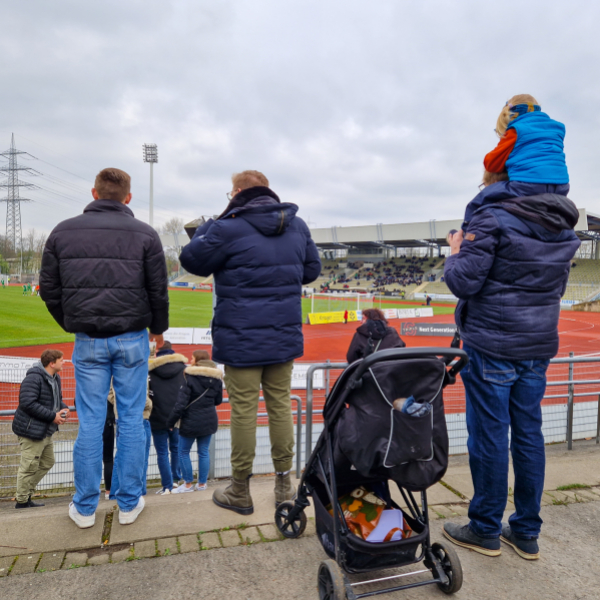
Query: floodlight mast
xmin=142 ymin=144 xmax=158 ymax=228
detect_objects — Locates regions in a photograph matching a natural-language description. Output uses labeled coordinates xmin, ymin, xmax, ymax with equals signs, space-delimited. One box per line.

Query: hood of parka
xmin=356 ymin=320 xmax=389 ymax=340
xmin=148 ymin=353 xmax=188 ymax=378
xmin=220 ymin=186 xmax=298 ymax=237
xmin=496 ymin=193 xmax=579 ymax=234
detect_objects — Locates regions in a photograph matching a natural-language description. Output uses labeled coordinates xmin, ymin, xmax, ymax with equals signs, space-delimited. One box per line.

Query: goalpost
xmin=310 ymin=292 xmax=376 ymax=315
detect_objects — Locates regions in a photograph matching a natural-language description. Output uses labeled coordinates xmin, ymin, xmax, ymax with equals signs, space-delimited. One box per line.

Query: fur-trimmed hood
xmin=148 ymin=353 xmax=188 ymax=371
xmin=184 ymin=360 xmax=223 ymax=380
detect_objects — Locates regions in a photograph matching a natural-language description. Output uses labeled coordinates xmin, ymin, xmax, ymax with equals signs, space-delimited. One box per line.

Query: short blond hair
xmin=496 ymin=94 xmax=539 ymax=137
xmin=482 ymin=170 xmax=509 ymax=187
xmin=231 ymin=170 xmax=269 ymax=191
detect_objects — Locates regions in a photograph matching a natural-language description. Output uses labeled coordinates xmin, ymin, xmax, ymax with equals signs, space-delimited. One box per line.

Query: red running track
xmin=3 ymin=311 xmax=600 ymax=423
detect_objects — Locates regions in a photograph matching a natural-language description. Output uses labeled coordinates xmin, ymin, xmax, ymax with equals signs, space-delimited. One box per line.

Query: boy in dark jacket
xmin=166 ymin=350 xmax=223 ymax=493
xmin=148 ymin=341 xmax=187 ymax=494
xmin=12 ymin=350 xmax=69 ymax=509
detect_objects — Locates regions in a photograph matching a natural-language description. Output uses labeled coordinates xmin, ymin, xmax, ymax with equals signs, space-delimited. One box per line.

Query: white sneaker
xmin=105 ymin=491 xmax=110 ymax=500
xmin=156 ymin=488 xmax=171 ymax=495
xmin=69 ymin=502 xmax=96 ymax=529
xmin=172 ymin=484 xmax=195 ymax=494
xmin=172 ymin=481 xmax=179 ymax=489
xmin=195 ymin=483 xmax=207 ymax=491
xmin=118 ymin=496 xmax=145 ymax=525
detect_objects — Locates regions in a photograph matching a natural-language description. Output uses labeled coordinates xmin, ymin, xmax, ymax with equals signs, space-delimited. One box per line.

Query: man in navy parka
xmin=179 ymin=170 xmax=321 ymax=515
xmin=442 ymin=186 xmax=580 ymax=560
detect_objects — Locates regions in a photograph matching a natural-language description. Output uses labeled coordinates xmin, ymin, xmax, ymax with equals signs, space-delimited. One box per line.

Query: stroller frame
xmin=275 ymin=347 xmax=468 ymax=599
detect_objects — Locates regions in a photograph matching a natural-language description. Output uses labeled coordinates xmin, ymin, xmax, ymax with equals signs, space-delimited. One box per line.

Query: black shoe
xmin=27 ymin=498 xmax=45 ymax=507
xmin=443 ymin=522 xmax=501 ymax=557
xmin=15 ymin=501 xmax=30 ymax=509
xmin=500 ymin=523 xmax=539 ymax=560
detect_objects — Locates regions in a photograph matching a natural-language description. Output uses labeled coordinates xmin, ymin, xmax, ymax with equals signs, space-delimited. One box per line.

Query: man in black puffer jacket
xmin=12 ymin=350 xmax=69 ymax=509
xmin=180 ymin=170 xmax=321 ymax=515
xmin=148 ymin=342 xmax=188 ymax=494
xmin=39 ymin=168 xmax=169 ymax=529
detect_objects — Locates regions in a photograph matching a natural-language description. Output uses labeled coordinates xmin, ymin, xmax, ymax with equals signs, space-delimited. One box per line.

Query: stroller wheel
xmin=317 ymin=559 xmax=346 ymax=600
xmin=432 ymin=542 xmax=463 ymax=594
xmin=274 ymin=501 xmax=307 ymax=539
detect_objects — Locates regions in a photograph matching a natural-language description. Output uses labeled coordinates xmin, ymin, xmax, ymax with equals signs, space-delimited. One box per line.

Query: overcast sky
xmin=1 ymin=0 xmax=599 ymax=237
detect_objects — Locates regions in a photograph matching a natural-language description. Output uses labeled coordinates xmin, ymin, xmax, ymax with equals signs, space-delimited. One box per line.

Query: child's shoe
xmin=172 ymin=484 xmax=195 ymax=494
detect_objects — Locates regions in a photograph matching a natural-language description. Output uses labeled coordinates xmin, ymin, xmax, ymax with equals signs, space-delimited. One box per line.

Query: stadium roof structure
xmin=160 ymin=208 xmax=600 ymax=250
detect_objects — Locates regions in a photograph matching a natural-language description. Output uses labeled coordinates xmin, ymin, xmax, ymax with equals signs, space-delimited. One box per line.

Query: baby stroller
xmin=274 ymin=347 xmax=468 ymax=599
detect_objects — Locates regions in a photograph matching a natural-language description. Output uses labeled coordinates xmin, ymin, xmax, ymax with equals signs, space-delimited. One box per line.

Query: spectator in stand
xmin=180 ymin=170 xmax=321 ymax=515
xmin=166 ymin=350 xmax=223 ymax=493
xmin=346 ymin=309 xmax=406 ymax=363
xmin=12 ymin=349 xmax=69 ymax=509
xmin=39 ymin=168 xmax=169 ymax=528
xmin=148 ymin=340 xmax=187 ymax=495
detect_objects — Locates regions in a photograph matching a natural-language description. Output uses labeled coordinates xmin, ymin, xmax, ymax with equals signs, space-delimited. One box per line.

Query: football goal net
xmin=310 ymin=292 xmax=376 ymax=314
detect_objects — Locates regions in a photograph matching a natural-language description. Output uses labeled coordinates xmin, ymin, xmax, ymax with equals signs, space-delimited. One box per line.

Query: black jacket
xmin=346 ymin=320 xmax=406 ymax=364
xmin=165 ymin=361 xmax=223 ymax=438
xmin=148 ymin=353 xmax=188 ymax=431
xmin=12 ymin=364 xmax=67 ymax=440
xmin=39 ymin=199 xmax=169 ymax=337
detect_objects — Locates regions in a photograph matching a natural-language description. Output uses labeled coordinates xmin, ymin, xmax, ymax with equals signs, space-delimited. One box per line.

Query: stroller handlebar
xmin=349 ymin=347 xmax=469 ymax=385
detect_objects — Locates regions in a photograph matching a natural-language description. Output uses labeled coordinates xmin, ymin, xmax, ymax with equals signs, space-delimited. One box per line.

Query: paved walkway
xmin=0 ymin=440 xmax=599 ymax=598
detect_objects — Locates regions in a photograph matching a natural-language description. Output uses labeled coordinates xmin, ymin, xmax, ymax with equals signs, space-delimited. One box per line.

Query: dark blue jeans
xmin=151 ymin=429 xmax=182 ymax=490
xmin=461 ymin=344 xmax=549 ymax=539
xmin=179 ymin=434 xmax=212 ymax=484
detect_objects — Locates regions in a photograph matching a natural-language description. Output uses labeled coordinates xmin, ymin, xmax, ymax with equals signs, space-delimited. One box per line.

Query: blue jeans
xmin=72 ymin=330 xmax=149 ymax=515
xmin=152 ymin=429 xmax=181 ymax=490
xmin=179 ymin=434 xmax=211 ymax=484
xmin=461 ymin=344 xmax=549 ymax=539
xmin=110 ymin=419 xmax=151 ymax=498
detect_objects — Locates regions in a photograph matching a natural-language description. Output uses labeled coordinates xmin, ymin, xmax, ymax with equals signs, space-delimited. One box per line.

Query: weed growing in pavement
xmin=557 ymin=483 xmax=590 ymax=491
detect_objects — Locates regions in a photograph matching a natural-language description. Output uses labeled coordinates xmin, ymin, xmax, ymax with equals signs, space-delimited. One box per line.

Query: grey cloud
xmin=1 ymin=0 xmax=599 ymax=237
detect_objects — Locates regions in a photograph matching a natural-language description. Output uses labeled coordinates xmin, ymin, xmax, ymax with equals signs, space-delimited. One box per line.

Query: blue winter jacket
xmin=179 ymin=187 xmax=321 ymax=367
xmin=445 ymin=191 xmax=580 ymax=360
xmin=506 ymin=111 xmax=569 ymax=184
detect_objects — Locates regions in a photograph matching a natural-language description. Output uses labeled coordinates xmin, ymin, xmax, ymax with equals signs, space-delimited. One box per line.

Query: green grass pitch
xmin=0 ymin=286 xmax=456 ymax=349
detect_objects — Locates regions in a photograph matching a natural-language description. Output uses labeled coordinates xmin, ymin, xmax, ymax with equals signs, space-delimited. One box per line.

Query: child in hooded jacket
xmin=167 ymin=350 xmax=223 ymax=492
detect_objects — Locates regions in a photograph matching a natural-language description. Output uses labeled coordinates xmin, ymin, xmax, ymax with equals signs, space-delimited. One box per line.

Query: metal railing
xmin=0 ymin=395 xmax=302 ymax=497
xmin=303 ymin=355 xmax=600 ymax=464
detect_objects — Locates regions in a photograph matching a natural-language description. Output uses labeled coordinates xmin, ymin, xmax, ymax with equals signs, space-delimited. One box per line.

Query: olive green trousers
xmin=16 ymin=435 xmax=55 ymax=503
xmin=224 ymin=361 xmax=294 ymax=480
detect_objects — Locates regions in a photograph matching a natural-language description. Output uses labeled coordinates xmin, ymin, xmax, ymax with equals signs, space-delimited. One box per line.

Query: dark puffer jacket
xmin=39 ymin=199 xmax=169 ymax=337
xmin=148 ymin=353 xmax=188 ymax=431
xmin=165 ymin=362 xmax=223 ymax=438
xmin=179 ymin=187 xmax=321 ymax=367
xmin=12 ymin=364 xmax=68 ymax=440
xmin=445 ymin=192 xmax=580 ymax=360
xmin=346 ymin=320 xmax=406 ymax=364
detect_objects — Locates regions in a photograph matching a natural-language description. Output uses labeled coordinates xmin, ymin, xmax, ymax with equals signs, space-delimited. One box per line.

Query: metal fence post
xmin=596 ymin=394 xmax=600 ymax=445
xmin=567 ymin=352 xmax=575 ymax=450
xmin=325 ymin=359 xmax=331 ymax=396
xmin=305 ymin=365 xmax=316 ymax=466
xmin=208 ymin=434 xmax=216 ymax=480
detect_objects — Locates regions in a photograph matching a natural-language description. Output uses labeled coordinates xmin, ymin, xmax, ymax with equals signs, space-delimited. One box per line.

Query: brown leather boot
xmin=212 ymin=475 xmax=254 ymax=515
xmin=274 ymin=472 xmax=296 ymax=507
